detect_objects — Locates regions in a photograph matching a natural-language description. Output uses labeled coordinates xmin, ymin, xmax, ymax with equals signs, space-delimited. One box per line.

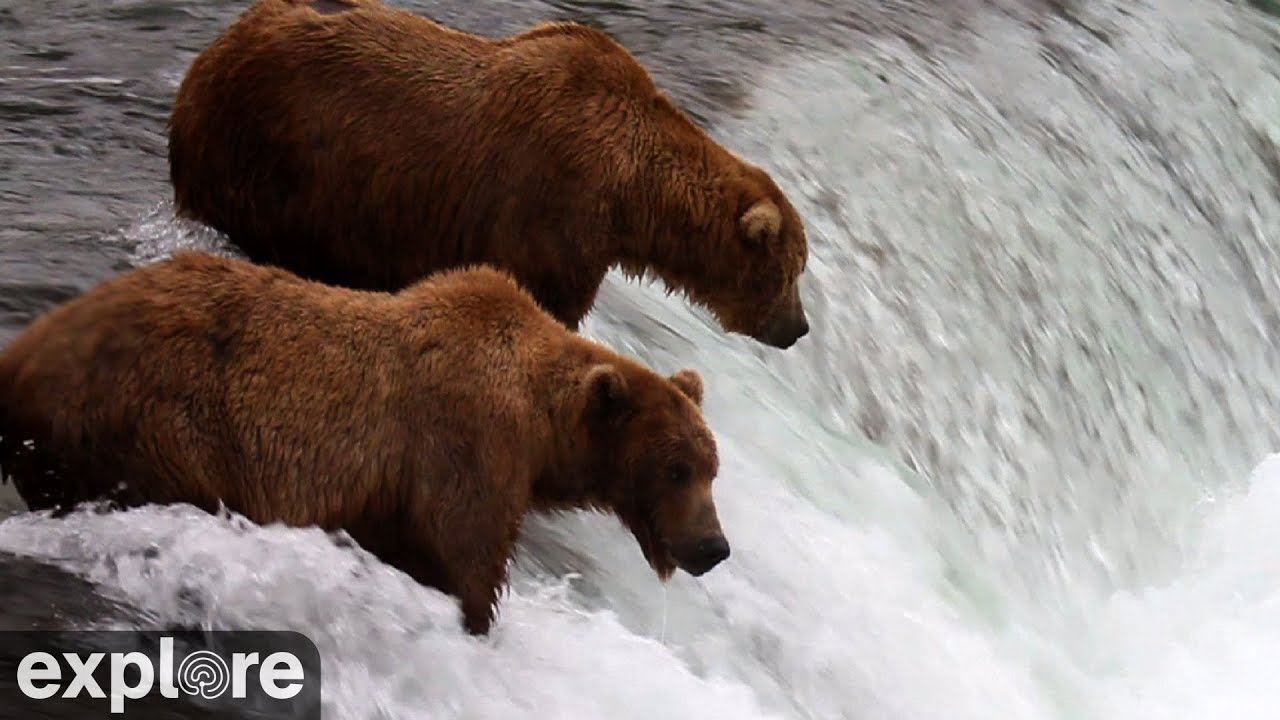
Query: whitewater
xmin=2 ymin=0 xmax=1280 ymax=717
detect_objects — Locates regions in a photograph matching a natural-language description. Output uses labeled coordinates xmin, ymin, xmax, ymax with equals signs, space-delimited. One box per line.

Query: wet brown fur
xmin=167 ymin=0 xmax=809 ymax=346
xmin=0 ymin=251 xmax=725 ymax=635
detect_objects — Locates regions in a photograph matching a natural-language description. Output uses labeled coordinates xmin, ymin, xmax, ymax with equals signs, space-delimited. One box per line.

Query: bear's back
xmin=0 ymin=253 xmax=562 ymax=521
xmin=0 ymin=252 xmax=355 ymax=511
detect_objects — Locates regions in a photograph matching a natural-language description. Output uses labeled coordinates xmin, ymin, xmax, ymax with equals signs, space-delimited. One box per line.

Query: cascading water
xmin=2 ymin=0 xmax=1279 ymax=718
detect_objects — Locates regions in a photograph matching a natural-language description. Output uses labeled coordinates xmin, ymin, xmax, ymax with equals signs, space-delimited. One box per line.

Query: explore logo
xmin=0 ymin=630 xmax=321 ymax=718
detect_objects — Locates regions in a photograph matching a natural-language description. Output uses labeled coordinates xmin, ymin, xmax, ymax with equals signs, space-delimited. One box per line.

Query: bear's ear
xmin=739 ymin=200 xmax=782 ymax=246
xmin=583 ymin=363 xmax=630 ymax=417
xmin=669 ymin=369 xmax=703 ymax=406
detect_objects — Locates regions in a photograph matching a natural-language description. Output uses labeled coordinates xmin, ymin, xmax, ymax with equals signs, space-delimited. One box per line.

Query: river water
xmin=2 ymin=0 xmax=1279 ymax=718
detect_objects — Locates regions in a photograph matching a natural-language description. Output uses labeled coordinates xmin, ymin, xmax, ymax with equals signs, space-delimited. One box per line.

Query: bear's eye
xmin=667 ymin=463 xmax=691 ymax=487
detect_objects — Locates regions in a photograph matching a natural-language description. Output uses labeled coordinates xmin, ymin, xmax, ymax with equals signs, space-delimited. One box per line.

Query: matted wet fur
xmin=0 ymin=251 xmax=730 ymax=635
xmin=167 ymin=0 xmax=810 ymax=348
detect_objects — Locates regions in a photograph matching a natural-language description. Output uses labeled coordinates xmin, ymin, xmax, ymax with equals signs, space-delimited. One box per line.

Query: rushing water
xmin=2 ymin=0 xmax=1280 ymax=718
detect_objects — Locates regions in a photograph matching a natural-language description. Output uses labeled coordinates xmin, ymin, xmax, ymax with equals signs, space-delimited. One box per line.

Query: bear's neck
xmin=529 ymin=447 xmax=611 ymax=514
xmin=526 ymin=353 xmax=605 ymax=512
xmin=529 ymin=474 xmax=605 ymax=513
xmin=613 ymin=164 xmax=721 ymax=299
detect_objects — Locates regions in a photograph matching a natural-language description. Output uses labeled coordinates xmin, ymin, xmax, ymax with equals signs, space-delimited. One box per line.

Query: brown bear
xmin=0 ymin=251 xmax=729 ymax=635
xmin=167 ymin=0 xmax=810 ymax=349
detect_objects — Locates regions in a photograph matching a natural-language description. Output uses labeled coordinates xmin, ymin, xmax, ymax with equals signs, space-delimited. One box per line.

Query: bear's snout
xmin=756 ymin=297 xmax=809 ymax=349
xmin=676 ymin=534 xmax=731 ymax=576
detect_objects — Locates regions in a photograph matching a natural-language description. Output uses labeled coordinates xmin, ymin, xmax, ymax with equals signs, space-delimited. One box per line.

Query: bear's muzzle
xmin=674 ymin=534 xmax=731 ymax=576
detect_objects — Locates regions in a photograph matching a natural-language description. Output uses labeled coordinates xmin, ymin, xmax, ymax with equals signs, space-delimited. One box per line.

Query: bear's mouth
xmin=628 ymin=512 xmax=677 ymax=581
xmin=652 ymin=538 xmax=678 ymax=581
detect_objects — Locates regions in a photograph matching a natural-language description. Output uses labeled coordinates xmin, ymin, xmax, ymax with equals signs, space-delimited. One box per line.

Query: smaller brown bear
xmin=0 ymin=251 xmax=729 ymax=635
xmin=168 ymin=0 xmax=810 ymax=348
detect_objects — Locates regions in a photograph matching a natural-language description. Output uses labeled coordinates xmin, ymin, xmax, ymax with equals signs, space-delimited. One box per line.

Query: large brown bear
xmin=0 ymin=251 xmax=729 ymax=635
xmin=167 ymin=0 xmax=810 ymax=349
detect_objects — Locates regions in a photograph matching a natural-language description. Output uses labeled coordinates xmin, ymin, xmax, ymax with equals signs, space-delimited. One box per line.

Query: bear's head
xmin=667 ymin=162 xmax=809 ymax=350
xmin=563 ymin=362 xmax=729 ymax=580
xmin=715 ymin=167 xmax=810 ymax=350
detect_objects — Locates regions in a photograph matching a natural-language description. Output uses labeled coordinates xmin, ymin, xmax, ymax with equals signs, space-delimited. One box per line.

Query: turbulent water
xmin=2 ymin=0 xmax=1280 ymax=718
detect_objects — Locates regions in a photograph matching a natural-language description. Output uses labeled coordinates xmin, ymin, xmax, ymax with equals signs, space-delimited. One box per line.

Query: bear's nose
xmin=696 ymin=535 xmax=731 ymax=567
xmin=757 ymin=311 xmax=809 ymax=349
xmin=793 ymin=316 xmax=810 ymax=340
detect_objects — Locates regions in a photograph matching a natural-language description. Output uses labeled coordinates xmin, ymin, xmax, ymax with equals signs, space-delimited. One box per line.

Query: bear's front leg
xmin=448 ymin=518 xmax=520 ymax=636
xmin=401 ymin=458 xmax=526 ymax=635
xmin=385 ymin=515 xmax=509 ymax=635
xmin=459 ymin=577 xmax=501 ymax=636
xmin=433 ymin=500 xmax=523 ymax=636
xmin=431 ymin=543 xmax=510 ymax=635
